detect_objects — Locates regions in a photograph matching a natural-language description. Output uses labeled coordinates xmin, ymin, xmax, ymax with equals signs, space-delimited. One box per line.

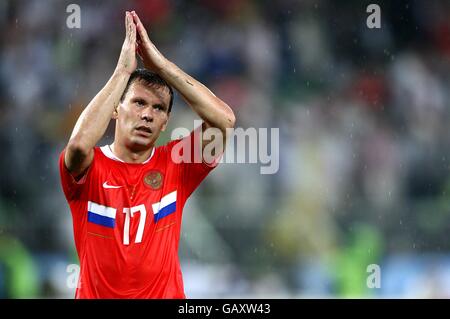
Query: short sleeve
xmin=59 ymin=149 xmax=94 ymax=201
xmin=168 ymin=126 xmax=222 ymax=198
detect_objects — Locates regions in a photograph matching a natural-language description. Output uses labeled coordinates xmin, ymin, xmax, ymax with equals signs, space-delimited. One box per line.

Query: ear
xmin=112 ymin=105 xmax=119 ymax=120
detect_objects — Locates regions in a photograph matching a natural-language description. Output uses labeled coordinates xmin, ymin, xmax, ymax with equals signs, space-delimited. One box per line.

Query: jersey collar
xmin=100 ymin=145 xmax=155 ymax=164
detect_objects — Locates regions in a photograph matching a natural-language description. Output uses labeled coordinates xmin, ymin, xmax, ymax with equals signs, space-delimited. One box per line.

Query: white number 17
xmin=123 ymin=204 xmax=147 ymax=245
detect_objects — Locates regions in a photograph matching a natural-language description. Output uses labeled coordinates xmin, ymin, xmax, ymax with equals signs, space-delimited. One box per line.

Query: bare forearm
xmin=69 ymin=68 xmax=130 ymax=150
xmin=65 ymin=11 xmax=137 ymax=175
xmin=158 ymin=60 xmax=235 ymax=130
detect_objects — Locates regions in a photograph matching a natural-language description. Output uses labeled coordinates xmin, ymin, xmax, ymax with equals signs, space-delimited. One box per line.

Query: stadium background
xmin=1 ymin=0 xmax=450 ymax=298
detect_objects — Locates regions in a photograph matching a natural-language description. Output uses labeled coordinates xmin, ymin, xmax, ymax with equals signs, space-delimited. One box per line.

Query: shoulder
xmin=155 ymin=138 xmax=182 ymax=158
xmin=95 ymin=145 xmax=116 ymax=161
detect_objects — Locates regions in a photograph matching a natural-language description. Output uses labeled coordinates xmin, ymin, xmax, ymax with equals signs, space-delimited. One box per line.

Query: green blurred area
xmin=1 ymin=0 xmax=450 ymax=297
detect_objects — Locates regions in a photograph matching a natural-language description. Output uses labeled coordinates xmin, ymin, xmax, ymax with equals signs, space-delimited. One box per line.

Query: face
xmin=114 ymin=80 xmax=171 ymax=151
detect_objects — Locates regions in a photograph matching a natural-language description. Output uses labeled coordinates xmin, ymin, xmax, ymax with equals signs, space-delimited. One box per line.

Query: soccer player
xmin=59 ymin=11 xmax=235 ymax=298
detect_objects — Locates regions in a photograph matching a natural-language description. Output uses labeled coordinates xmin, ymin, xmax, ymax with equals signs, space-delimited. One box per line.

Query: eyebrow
xmin=131 ymin=96 xmax=167 ymax=111
xmin=132 ymin=97 xmax=147 ymax=103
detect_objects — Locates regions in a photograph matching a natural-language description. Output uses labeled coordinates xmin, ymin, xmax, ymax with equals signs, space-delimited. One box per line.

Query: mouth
xmin=135 ymin=125 xmax=153 ymax=136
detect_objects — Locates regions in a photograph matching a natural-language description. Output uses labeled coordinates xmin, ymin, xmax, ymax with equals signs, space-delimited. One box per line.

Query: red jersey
xmin=59 ymin=130 xmax=217 ymax=298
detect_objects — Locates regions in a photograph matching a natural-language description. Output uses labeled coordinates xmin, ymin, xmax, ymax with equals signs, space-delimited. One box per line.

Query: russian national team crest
xmin=144 ymin=170 xmax=163 ymax=190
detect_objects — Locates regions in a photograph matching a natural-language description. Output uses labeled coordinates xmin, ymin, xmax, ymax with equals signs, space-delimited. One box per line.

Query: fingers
xmin=131 ymin=11 xmax=140 ymax=28
xmin=131 ymin=11 xmax=149 ymax=40
xmin=129 ymin=16 xmax=136 ymax=44
xmin=125 ymin=11 xmax=131 ymax=36
xmin=123 ymin=11 xmax=136 ymax=47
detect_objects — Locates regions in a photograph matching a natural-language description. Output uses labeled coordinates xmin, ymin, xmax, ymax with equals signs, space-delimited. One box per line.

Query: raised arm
xmin=64 ymin=12 xmax=137 ymax=177
xmin=132 ymin=12 xmax=236 ymax=154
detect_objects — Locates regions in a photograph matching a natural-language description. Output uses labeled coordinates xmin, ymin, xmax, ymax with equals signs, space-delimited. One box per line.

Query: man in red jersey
xmin=59 ymin=11 xmax=235 ymax=298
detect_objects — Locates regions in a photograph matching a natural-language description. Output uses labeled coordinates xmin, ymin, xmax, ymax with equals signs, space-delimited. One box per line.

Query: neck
xmin=110 ymin=142 xmax=154 ymax=163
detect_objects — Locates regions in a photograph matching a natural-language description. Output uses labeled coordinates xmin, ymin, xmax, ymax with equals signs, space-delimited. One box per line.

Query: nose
xmin=140 ymin=110 xmax=154 ymax=123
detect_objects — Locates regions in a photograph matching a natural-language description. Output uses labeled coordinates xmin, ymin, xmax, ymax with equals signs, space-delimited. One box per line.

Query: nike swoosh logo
xmin=103 ymin=182 xmax=122 ymax=189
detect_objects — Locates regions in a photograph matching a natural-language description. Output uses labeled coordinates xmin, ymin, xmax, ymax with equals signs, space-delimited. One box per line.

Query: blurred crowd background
xmin=1 ymin=0 xmax=450 ymax=298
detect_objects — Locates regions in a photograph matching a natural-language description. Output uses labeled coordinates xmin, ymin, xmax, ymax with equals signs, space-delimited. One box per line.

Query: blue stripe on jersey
xmin=154 ymin=202 xmax=176 ymax=222
xmin=88 ymin=211 xmax=116 ymax=228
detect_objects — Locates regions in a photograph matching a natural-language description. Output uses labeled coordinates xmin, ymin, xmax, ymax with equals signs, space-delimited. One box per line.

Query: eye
xmin=135 ymin=99 xmax=145 ymax=107
xmin=154 ymin=105 xmax=165 ymax=112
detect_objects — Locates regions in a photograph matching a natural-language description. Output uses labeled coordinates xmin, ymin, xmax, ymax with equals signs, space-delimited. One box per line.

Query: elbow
xmin=228 ymin=112 xmax=236 ymax=128
xmin=65 ymin=137 xmax=90 ymax=170
xmin=224 ymin=108 xmax=236 ymax=129
xmin=218 ymin=112 xmax=235 ymax=135
xmin=67 ymin=137 xmax=90 ymax=158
